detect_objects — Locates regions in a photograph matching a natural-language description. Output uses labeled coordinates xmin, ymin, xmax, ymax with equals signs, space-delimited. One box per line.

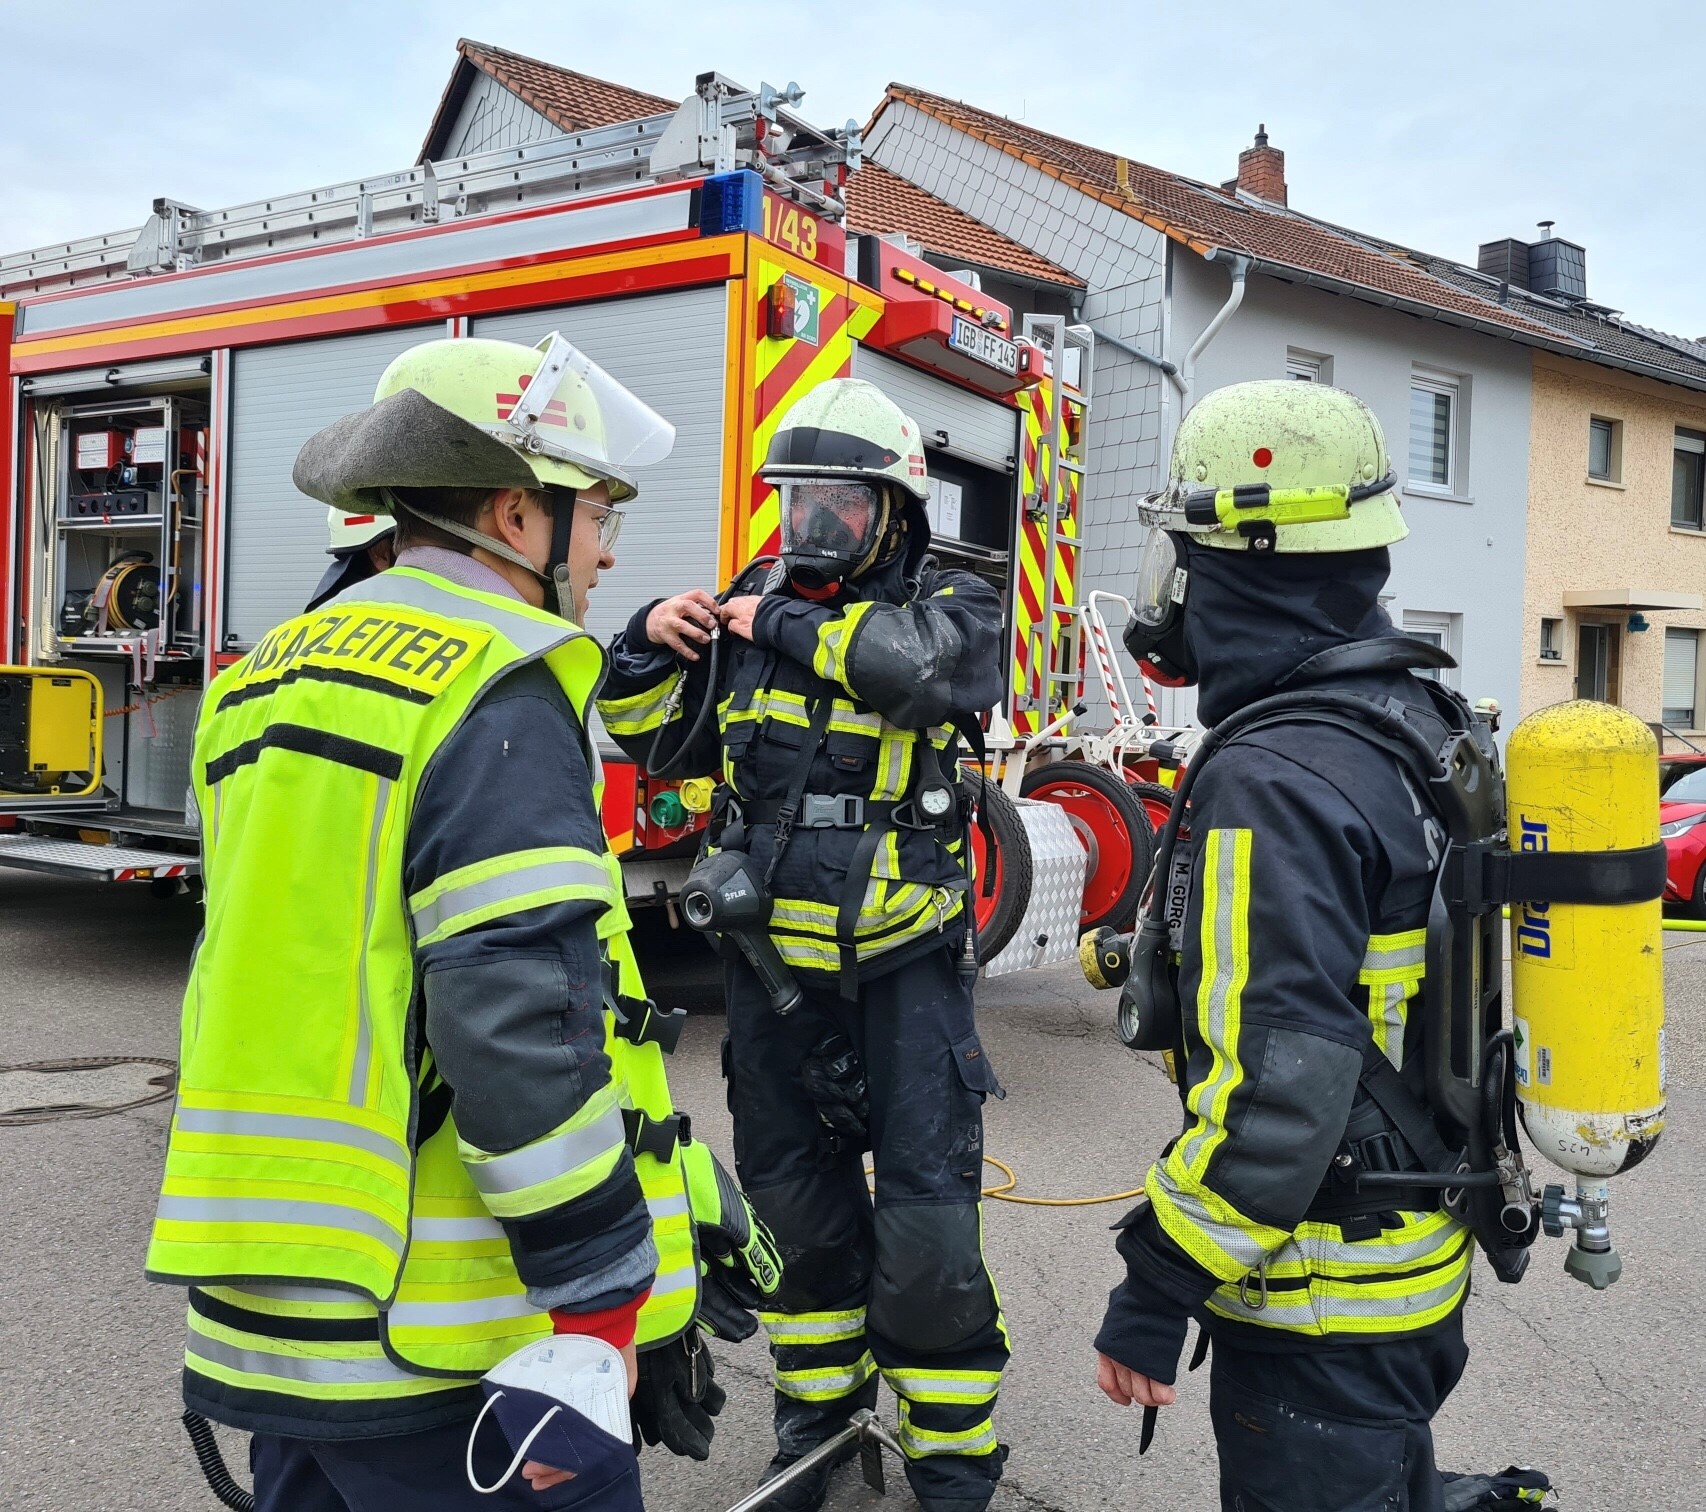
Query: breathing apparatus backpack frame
xmin=1117 ymin=639 xmax=1668 ymax=1284
xmin=664 ymin=554 xmax=996 ymax=1003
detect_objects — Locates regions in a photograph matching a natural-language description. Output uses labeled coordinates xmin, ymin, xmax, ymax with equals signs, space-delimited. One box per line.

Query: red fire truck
xmin=0 ymin=73 xmax=1152 ymax=966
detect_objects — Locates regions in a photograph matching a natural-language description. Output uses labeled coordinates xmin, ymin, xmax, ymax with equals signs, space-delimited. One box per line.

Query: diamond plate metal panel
xmin=123 ymin=686 xmax=204 ymax=813
xmin=983 ymin=797 xmax=1087 ymax=979
xmin=0 ymin=834 xmax=197 ymax=880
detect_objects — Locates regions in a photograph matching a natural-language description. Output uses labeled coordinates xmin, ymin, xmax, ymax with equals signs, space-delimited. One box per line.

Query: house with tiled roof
xmin=865 ymin=87 xmax=1584 ymax=726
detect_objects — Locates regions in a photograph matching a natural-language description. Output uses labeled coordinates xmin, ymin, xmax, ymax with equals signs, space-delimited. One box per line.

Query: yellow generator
xmin=1506 ymin=700 xmax=1666 ymax=1288
xmin=0 ymin=667 xmax=102 ymax=800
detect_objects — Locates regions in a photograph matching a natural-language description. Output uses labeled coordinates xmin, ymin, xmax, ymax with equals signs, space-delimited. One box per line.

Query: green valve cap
xmin=650 ymin=791 xmax=688 ymax=828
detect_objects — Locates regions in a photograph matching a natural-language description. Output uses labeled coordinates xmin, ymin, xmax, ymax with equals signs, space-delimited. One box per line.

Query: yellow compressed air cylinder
xmin=1506 ymin=700 xmax=1666 ymax=1180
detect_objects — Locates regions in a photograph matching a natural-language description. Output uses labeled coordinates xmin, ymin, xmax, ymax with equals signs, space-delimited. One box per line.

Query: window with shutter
xmin=1663 ymin=628 xmax=1699 ymax=728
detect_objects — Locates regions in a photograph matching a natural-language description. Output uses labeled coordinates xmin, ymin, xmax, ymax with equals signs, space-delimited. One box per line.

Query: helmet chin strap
xmin=385 ymin=489 xmax=576 ymax=619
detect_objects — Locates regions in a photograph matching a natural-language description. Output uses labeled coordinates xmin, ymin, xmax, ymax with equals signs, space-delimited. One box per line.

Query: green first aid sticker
xmin=784 ymin=274 xmax=820 ymax=345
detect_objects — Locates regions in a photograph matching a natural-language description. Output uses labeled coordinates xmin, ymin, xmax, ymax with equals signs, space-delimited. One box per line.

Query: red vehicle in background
xmin=1659 ymin=753 xmax=1706 ymax=911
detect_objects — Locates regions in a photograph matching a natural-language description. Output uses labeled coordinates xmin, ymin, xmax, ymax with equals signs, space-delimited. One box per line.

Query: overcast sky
xmin=6 ymin=1 xmax=1702 ymax=338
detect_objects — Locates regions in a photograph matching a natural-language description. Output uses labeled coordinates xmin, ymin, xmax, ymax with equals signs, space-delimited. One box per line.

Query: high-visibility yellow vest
xmin=148 ymin=568 xmax=695 ymax=1415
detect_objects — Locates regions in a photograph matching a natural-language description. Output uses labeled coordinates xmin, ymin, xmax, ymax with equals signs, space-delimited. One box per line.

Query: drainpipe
xmin=1174 ymin=249 xmax=1251 ymax=411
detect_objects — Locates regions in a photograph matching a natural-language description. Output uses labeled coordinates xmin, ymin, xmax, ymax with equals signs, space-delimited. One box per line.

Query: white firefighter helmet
xmin=1141 ymin=379 xmax=1406 ymax=554
xmin=293 ymin=332 xmax=675 ymax=513
xmin=325 ymin=506 xmax=394 ymax=556
xmin=761 ymin=378 xmax=929 ymax=588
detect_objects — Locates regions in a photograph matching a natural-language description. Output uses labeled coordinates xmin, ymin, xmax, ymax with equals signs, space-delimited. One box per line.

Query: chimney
xmin=1234 ymin=124 xmax=1287 ymax=205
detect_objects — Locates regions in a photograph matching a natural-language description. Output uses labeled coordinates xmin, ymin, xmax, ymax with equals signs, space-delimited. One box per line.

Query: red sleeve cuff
xmin=551 ymin=1289 xmax=651 ymax=1352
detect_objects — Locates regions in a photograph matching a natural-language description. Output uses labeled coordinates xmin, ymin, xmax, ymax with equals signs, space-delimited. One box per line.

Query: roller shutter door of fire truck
xmin=471 ymin=287 xmax=727 ymax=653
xmin=225 ymin=325 xmax=439 ymax=648
xmin=851 ymin=347 xmax=1018 ymax=474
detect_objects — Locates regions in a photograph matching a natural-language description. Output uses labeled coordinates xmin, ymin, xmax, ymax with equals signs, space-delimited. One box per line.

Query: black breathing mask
xmin=1121 ymin=528 xmax=1198 ymax=686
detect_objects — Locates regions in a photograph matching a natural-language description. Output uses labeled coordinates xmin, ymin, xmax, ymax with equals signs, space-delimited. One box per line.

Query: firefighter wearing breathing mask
xmin=1093 ymin=380 xmax=1494 ymax=1512
xmin=599 ymin=377 xmax=1010 ymax=1512
xmin=145 ymin=333 xmax=782 ymax=1510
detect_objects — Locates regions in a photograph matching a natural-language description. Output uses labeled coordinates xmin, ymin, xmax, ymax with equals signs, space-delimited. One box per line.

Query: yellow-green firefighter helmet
xmin=293 ymin=332 xmax=674 ymax=513
xmin=762 ymin=377 xmax=930 ymax=501
xmin=1146 ymin=379 xmax=1406 ymax=553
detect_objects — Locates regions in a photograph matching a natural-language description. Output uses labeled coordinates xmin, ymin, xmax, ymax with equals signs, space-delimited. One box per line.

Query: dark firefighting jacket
xmin=1096 ymin=545 xmax=1473 ymax=1380
xmin=599 ymin=523 xmax=1003 ymax=988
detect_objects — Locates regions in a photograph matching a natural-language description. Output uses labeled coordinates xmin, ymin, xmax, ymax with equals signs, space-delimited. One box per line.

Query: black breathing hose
xmin=646 ymin=558 xmax=778 ymax=783
xmin=183 ymin=1411 xmax=255 ymax=1510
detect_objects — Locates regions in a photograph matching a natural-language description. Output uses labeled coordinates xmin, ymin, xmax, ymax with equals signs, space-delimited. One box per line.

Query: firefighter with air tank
xmin=1081 ymin=378 xmax=1666 ymax=1511
xmin=598 ymin=377 xmax=1010 ymax=1512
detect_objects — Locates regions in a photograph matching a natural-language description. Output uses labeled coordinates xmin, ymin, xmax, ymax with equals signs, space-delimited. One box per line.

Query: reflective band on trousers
xmin=461 ymin=1101 xmax=626 ymax=1198
xmin=775 ymin=1355 xmax=876 ymax=1401
xmin=172 ymin=1107 xmax=409 ymax=1168
xmin=761 ymin=1310 xmax=866 ymax=1345
xmin=155 ymin=1195 xmax=404 ymax=1256
xmin=896 ymin=1404 xmax=999 ymax=1458
xmin=880 ymin=1368 xmax=1000 ymax=1406
xmin=410 ymin=852 xmax=615 ymax=944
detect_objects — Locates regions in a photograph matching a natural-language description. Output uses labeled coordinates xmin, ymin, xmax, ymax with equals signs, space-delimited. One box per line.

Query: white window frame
xmin=1408 ymin=368 xmax=1462 ymax=497
xmin=1673 ymin=428 xmax=1706 ymax=531
xmin=1587 ymin=415 xmax=1623 ymax=484
xmin=1539 ymin=616 xmax=1564 ymax=662
xmin=1402 ymin=610 xmax=1462 ymax=689
xmin=1285 ymin=347 xmax=1330 ymax=384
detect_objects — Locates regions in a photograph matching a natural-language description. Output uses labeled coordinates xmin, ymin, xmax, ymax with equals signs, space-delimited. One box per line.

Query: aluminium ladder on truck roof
xmin=0 ymin=73 xmax=861 ymax=299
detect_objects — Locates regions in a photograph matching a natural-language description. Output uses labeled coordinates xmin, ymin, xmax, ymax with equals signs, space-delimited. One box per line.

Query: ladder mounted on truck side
xmin=0 ymin=73 xmax=862 ymax=299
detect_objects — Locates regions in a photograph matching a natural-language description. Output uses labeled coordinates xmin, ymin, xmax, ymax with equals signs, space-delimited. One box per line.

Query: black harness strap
xmin=762 ymin=696 xmax=834 ymax=891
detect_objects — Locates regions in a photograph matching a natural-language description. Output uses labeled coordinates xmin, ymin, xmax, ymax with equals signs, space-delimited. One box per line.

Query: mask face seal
xmin=777 ymin=480 xmax=886 ymax=590
xmin=1122 ymin=528 xmax=1197 ymax=686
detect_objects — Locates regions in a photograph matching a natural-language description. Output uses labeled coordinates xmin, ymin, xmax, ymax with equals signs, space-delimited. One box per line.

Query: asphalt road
xmin=2 ymin=874 xmax=1701 ymax=1511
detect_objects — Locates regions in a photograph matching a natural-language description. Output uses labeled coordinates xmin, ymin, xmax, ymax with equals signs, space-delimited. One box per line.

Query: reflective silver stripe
xmin=647 ymin=1194 xmax=690 ymax=1222
xmin=156 ymin=1194 xmax=404 ymax=1255
xmin=1179 ymin=832 xmax=1243 ymax=1174
xmin=882 ymin=1370 xmax=1000 ymax=1403
xmin=187 ymin=1327 xmax=419 ymax=1386
xmin=1378 ymin=980 xmax=1408 ymax=1071
xmin=1150 ymin=1164 xmax=1273 ymax=1273
xmin=776 ymin=1361 xmax=875 ymax=1396
xmin=1362 ymin=938 xmax=1426 ymax=975
xmin=1296 ymin=1221 xmax=1469 ymax=1272
xmin=220 ymin=1283 xmax=366 ymax=1304
xmin=173 ymin=1107 xmax=409 ymax=1167
xmin=1212 ymin=1255 xmax=1470 ymax=1326
xmin=649 ymin=1262 xmax=699 ymax=1298
xmin=463 ymin=1102 xmax=627 ymax=1198
xmin=411 ymin=856 xmax=614 ymax=941
xmin=762 ymin=1313 xmax=866 ymax=1340
xmin=898 ymin=1421 xmax=998 ymax=1456
xmin=350 ymin=776 xmax=392 ymax=1105
xmin=412 ymin=1216 xmax=505 ymax=1242
xmin=348 ymin=571 xmax=576 ymax=660
xmin=388 ymin=1292 xmax=538 ymax=1328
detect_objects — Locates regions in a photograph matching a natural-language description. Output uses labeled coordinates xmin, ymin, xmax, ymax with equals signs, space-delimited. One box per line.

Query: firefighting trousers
xmin=1206 ymin=1315 xmax=1470 ymax=1512
xmin=723 ymin=945 xmax=1011 ymax=1507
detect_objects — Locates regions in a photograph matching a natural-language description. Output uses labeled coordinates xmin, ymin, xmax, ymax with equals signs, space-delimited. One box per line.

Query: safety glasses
xmin=581 ymin=499 xmax=625 ymax=553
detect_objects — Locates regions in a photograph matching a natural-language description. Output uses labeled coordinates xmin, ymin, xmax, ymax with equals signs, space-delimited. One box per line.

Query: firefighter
xmin=305 ymin=506 xmax=396 ymax=611
xmin=598 ymin=378 xmax=1010 ymax=1512
xmin=1094 ymin=379 xmax=1479 ymax=1511
xmin=146 ymin=333 xmax=766 ymax=1510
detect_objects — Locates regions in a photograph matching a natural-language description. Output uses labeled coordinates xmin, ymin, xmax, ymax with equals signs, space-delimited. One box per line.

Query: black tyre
xmin=1126 ymin=780 xmax=1177 ymax=835
xmin=967 ymin=778 xmax=1033 ymax=963
xmin=1021 ymin=760 xmax=1155 ymax=933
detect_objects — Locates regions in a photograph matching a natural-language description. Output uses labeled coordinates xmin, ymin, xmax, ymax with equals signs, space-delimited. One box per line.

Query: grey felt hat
xmin=292 ymin=388 xmax=538 ymax=515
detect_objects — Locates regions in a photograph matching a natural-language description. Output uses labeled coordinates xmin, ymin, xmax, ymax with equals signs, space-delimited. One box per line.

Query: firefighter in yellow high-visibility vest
xmin=146 ymin=333 xmax=779 ymax=1509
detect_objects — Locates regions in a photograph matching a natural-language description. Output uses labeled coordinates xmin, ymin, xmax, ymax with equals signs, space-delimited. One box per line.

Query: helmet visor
xmin=1131 ymin=528 xmax=1185 ymax=628
xmin=499 ymin=333 xmax=676 ymax=495
xmin=779 ymin=481 xmax=884 ymax=567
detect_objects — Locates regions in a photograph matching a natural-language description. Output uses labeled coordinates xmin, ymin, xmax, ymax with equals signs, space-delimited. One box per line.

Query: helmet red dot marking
xmin=1252 ymin=446 xmax=1273 ymax=468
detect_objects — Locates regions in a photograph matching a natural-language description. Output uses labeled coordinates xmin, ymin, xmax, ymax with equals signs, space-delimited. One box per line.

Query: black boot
xmin=753 ymin=1439 xmax=859 ymax=1512
xmin=905 ymin=1443 xmax=1010 ymax=1512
